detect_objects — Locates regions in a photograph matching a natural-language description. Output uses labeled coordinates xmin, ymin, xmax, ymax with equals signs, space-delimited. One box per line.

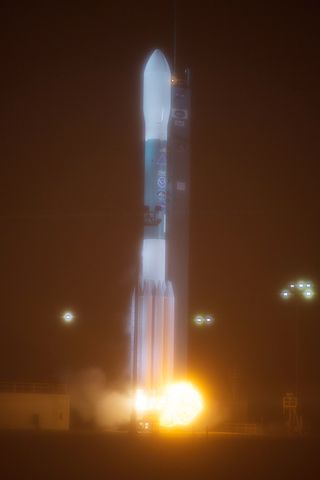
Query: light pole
xmin=280 ymin=279 xmax=316 ymax=432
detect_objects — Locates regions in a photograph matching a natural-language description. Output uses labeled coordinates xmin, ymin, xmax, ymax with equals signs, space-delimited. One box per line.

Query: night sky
xmin=1 ymin=3 xmax=319 ymax=419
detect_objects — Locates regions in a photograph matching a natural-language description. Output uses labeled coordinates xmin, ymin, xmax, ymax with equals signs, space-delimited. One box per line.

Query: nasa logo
xmin=157 ymin=176 xmax=166 ymax=189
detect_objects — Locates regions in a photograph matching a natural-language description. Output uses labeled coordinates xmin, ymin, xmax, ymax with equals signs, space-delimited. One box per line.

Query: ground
xmin=0 ymin=431 xmax=319 ymax=479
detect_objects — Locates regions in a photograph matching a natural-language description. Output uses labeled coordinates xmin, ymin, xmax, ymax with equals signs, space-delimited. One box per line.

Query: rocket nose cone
xmin=143 ymin=49 xmax=171 ymax=140
xmin=144 ymin=49 xmax=171 ymax=75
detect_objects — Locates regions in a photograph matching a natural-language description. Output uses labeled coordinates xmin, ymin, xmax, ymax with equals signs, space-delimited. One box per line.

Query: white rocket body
xmin=131 ymin=50 xmax=175 ymax=392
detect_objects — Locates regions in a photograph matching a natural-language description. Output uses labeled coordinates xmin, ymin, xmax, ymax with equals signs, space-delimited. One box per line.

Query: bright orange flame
xmin=134 ymin=381 xmax=203 ymax=428
xmin=159 ymin=382 xmax=203 ymax=427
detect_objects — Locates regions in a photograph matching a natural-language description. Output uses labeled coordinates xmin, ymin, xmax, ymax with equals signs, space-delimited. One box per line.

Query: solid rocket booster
xmin=131 ymin=50 xmax=175 ymax=391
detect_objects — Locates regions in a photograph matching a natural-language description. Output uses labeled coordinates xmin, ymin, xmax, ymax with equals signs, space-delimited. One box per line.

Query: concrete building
xmin=0 ymin=383 xmax=70 ymax=430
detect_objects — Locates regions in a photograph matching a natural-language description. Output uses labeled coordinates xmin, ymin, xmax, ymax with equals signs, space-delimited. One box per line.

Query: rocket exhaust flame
xmin=134 ymin=382 xmax=203 ymax=428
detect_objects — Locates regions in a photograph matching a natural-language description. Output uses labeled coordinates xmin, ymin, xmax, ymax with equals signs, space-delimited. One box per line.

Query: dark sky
xmin=0 ymin=3 xmax=319 ymax=415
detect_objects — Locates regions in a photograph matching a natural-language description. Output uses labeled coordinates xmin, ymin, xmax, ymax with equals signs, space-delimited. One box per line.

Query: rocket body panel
xmin=167 ymin=83 xmax=191 ymax=377
xmin=142 ymin=239 xmax=166 ymax=283
xmin=163 ymin=282 xmax=175 ymax=381
xmin=152 ymin=282 xmax=165 ymax=385
xmin=135 ymin=281 xmax=153 ymax=387
xmin=144 ymin=139 xmax=167 ymax=240
xmin=132 ymin=279 xmax=174 ymax=390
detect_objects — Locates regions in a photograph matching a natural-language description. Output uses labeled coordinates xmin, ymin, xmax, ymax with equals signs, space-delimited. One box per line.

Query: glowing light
xmin=135 ymin=389 xmax=159 ymax=412
xmin=62 ymin=311 xmax=74 ymax=323
xmin=159 ymin=382 xmax=203 ymax=427
xmin=134 ymin=381 xmax=203 ymax=428
xmin=205 ymin=315 xmax=214 ymax=324
xmin=194 ymin=314 xmax=214 ymax=326
xmin=303 ymin=288 xmax=314 ymax=299
xmin=281 ymin=279 xmax=316 ymax=301
xmin=194 ymin=315 xmax=204 ymax=325
xmin=281 ymin=289 xmax=291 ymax=299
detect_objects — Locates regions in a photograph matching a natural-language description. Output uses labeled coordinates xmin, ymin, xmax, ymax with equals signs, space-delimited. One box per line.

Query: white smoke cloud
xmin=69 ymin=368 xmax=131 ymax=428
xmin=95 ymin=391 xmax=131 ymax=428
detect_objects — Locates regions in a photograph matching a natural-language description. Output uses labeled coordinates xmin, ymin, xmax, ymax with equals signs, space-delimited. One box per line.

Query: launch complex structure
xmin=130 ymin=50 xmax=200 ymax=428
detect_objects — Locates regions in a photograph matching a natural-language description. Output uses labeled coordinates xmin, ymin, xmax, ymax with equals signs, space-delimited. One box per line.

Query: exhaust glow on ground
xmin=135 ymin=381 xmax=203 ymax=428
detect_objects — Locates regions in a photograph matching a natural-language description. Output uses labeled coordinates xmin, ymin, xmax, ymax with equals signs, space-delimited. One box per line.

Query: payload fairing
xmin=130 ymin=49 xmax=190 ymax=394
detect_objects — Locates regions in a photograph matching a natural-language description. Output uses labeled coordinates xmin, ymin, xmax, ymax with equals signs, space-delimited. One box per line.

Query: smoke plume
xmin=69 ymin=368 xmax=131 ymax=428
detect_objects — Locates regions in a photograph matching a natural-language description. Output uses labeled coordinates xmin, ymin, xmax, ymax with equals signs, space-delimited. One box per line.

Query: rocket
xmin=130 ymin=50 xmax=175 ymax=392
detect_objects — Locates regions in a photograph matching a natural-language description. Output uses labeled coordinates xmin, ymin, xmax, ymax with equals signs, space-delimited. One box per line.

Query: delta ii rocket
xmin=130 ymin=49 xmax=190 ymax=394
